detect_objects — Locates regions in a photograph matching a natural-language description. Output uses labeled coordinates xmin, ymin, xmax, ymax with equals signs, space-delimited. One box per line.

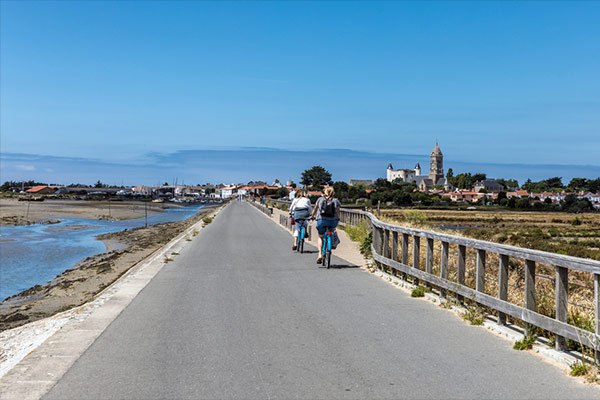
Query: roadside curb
xmin=0 ymin=205 xmax=223 ymax=400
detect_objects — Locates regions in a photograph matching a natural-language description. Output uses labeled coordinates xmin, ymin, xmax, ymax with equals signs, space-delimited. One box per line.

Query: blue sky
xmin=1 ymin=1 xmax=599 ymax=185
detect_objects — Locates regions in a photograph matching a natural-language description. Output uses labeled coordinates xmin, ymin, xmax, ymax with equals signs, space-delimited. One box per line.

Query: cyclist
xmin=289 ymin=189 xmax=312 ymax=250
xmin=311 ymin=187 xmax=341 ymax=263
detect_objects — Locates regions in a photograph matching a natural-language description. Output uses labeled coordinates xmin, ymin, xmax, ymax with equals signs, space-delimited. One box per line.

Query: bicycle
xmin=295 ymin=219 xmax=308 ymax=253
xmin=321 ymin=226 xmax=335 ymax=269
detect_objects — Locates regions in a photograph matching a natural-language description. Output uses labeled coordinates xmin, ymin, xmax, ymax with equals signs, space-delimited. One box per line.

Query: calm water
xmin=0 ymin=204 xmax=205 ymax=301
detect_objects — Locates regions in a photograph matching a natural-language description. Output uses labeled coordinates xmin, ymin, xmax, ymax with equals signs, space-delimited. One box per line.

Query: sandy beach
xmin=0 ymin=203 xmax=218 ymax=331
xmin=0 ymin=198 xmax=169 ymax=226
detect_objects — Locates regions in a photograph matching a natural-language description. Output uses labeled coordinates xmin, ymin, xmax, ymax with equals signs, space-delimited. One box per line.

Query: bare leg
xmin=317 ymin=235 xmax=324 ymax=261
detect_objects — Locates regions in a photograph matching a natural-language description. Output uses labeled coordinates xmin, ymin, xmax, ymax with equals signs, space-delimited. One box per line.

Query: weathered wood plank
xmin=498 ymin=255 xmax=509 ymax=326
xmin=457 ymin=245 xmax=466 ymax=302
xmin=440 ymin=241 xmax=449 ymax=299
xmin=525 ymin=259 xmax=536 ymax=336
xmin=555 ymin=266 xmax=568 ymax=351
xmin=426 ymin=238 xmax=434 ymax=288
xmin=595 ymin=274 xmax=600 ymax=360
xmin=383 ymin=229 xmax=390 ymax=260
xmin=401 ymin=233 xmax=409 ymax=280
xmin=392 ymin=231 xmax=399 ymax=262
xmin=413 ymin=235 xmax=421 ymax=286
xmin=476 ymin=249 xmax=486 ymax=293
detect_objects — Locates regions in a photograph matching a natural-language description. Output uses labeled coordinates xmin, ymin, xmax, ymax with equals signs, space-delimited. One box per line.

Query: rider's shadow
xmin=320 ymin=263 xmax=360 ymax=269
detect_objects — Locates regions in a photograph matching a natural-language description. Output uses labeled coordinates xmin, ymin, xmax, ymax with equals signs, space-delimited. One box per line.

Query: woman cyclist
xmin=289 ymin=189 xmax=312 ymax=250
xmin=311 ymin=187 xmax=341 ymax=263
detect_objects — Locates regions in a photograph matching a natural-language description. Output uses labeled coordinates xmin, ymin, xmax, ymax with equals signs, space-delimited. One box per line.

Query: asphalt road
xmin=44 ymin=201 xmax=599 ymax=399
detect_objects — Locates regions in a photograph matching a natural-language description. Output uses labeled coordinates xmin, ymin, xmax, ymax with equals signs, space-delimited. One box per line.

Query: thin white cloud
xmin=16 ymin=164 xmax=35 ymax=171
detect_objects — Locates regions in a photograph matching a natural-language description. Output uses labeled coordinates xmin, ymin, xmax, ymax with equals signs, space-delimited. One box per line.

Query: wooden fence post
xmin=401 ymin=233 xmax=409 ymax=281
xmin=457 ymin=245 xmax=466 ymax=302
xmin=476 ymin=249 xmax=486 ymax=293
xmin=392 ymin=231 xmax=399 ymax=277
xmin=525 ymin=259 xmax=536 ymax=336
xmin=555 ymin=266 xmax=568 ymax=351
xmin=413 ymin=236 xmax=420 ymax=286
xmin=595 ymin=273 xmax=600 ymax=362
xmin=498 ymin=255 xmax=509 ymax=325
xmin=426 ymin=238 xmax=434 ymax=288
xmin=440 ymin=241 xmax=449 ymax=299
xmin=383 ymin=229 xmax=390 ymax=259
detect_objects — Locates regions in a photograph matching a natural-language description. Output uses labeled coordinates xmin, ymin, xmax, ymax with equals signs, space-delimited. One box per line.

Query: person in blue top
xmin=310 ymin=187 xmax=341 ymax=263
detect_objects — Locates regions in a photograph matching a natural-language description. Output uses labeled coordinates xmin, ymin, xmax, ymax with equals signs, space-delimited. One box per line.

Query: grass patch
xmin=171 ymin=252 xmax=179 ymax=256
xmin=192 ymin=230 xmax=200 ymax=237
xmin=411 ymin=286 xmax=428 ymax=297
xmin=405 ymin=210 xmax=428 ymax=226
xmin=570 ymin=362 xmax=590 ymax=377
xmin=463 ymin=302 xmax=486 ymax=325
xmin=163 ymin=255 xmax=173 ymax=263
xmin=202 ymin=216 xmax=213 ymax=224
xmin=185 ymin=237 xmax=192 ymax=241
xmin=343 ymin=220 xmax=372 ymax=257
xmin=513 ymin=335 xmax=537 ymax=350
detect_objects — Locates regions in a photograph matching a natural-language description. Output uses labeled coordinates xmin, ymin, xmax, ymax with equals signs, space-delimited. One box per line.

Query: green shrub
xmin=570 ymin=362 xmax=590 ymax=377
xmin=202 ymin=217 xmax=213 ymax=224
xmin=513 ymin=335 xmax=537 ymax=350
xmin=343 ymin=220 xmax=372 ymax=257
xmin=463 ymin=302 xmax=486 ymax=325
xmin=411 ymin=286 xmax=427 ymax=297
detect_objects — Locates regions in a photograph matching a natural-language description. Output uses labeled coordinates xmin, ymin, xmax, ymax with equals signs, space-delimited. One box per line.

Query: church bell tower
xmin=429 ymin=142 xmax=444 ymax=183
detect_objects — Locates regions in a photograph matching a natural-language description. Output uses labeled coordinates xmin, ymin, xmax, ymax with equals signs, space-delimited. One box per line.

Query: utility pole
xmin=145 ymin=200 xmax=148 ymax=227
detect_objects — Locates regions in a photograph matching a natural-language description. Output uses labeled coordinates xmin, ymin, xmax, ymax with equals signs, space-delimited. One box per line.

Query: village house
xmin=25 ymin=185 xmax=57 ymax=194
xmin=473 ymin=179 xmax=504 ymax=193
xmin=441 ymin=190 xmax=484 ymax=203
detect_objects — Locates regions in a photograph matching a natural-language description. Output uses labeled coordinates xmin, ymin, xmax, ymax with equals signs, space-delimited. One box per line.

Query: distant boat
xmin=152 ymin=199 xmax=164 ymax=203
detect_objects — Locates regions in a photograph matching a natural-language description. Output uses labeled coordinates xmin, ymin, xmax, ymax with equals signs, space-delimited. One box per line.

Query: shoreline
xmin=0 ymin=205 xmax=218 ymax=331
xmin=0 ymin=198 xmax=171 ymax=227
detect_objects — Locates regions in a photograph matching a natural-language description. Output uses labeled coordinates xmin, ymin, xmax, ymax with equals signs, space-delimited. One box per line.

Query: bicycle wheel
xmin=325 ymin=251 xmax=331 ymax=269
xmin=299 ymin=239 xmax=304 ymax=253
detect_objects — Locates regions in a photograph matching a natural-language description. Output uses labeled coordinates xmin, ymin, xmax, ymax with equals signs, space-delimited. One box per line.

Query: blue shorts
xmin=316 ymin=219 xmax=338 ymax=235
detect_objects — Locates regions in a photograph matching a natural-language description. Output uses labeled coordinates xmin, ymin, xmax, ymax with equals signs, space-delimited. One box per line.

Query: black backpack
xmin=321 ymin=199 xmax=336 ymax=218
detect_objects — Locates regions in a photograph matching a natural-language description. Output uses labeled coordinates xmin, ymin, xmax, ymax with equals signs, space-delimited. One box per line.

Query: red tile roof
xmin=26 ymin=185 xmax=50 ymax=193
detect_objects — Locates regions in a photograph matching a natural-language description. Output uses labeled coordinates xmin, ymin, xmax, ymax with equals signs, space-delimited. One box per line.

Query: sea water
xmin=0 ymin=204 xmax=204 ymax=301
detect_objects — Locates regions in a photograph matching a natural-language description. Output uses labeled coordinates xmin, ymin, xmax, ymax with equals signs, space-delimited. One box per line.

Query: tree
xmin=333 ymin=181 xmax=349 ymax=198
xmin=516 ymin=198 xmax=530 ymax=209
xmin=163 ymin=182 xmax=169 ymax=186
xmin=276 ymin=187 xmax=289 ymax=199
xmin=95 ymin=180 xmax=104 ymax=188
xmin=300 ymin=166 xmax=332 ymax=187
xmin=568 ymin=178 xmax=587 ymax=191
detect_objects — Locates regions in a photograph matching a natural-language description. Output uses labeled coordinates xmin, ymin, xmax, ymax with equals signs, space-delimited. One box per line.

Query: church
xmin=386 ymin=142 xmax=451 ymax=191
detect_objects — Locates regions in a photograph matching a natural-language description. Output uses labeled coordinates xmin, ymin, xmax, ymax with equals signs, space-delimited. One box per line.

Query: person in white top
xmin=289 ymin=189 xmax=312 ymax=250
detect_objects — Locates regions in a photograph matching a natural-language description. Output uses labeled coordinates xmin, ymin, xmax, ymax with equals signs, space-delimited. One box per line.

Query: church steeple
xmin=429 ymin=142 xmax=444 ymax=183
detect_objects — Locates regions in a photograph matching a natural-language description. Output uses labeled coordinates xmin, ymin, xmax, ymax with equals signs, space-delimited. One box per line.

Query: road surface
xmin=44 ymin=201 xmax=599 ymax=399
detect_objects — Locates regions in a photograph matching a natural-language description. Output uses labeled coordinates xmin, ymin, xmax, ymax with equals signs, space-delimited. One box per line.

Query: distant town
xmin=2 ymin=142 xmax=599 ymax=211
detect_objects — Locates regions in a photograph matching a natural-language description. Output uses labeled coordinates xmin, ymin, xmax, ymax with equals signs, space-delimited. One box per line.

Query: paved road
xmin=45 ymin=201 xmax=599 ymax=399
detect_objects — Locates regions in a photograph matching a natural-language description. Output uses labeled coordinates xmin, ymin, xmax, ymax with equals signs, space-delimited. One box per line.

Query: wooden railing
xmin=339 ymin=208 xmax=600 ymax=356
xmin=248 ymin=199 xmax=273 ymax=217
